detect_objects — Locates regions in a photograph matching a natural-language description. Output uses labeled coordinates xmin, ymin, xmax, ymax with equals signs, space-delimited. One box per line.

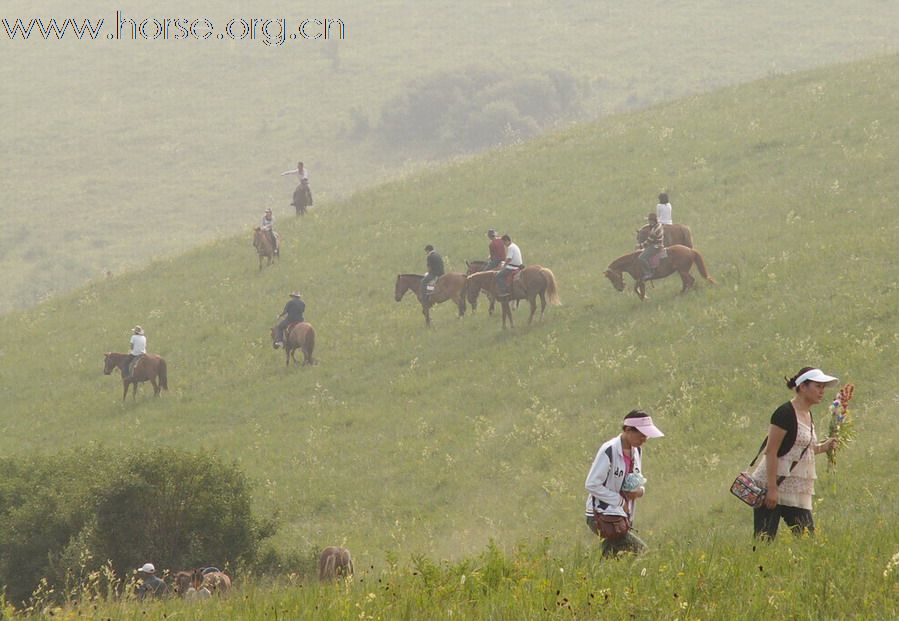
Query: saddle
xmin=648 ymin=249 xmax=668 ymax=270
xmin=285 ymin=321 xmax=304 ymax=336
xmin=127 ymin=355 xmax=144 ymax=377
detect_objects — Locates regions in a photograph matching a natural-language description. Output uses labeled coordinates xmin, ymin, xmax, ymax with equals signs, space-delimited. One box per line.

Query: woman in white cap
xmin=585 ymin=409 xmax=664 ymax=557
xmin=751 ymin=367 xmax=840 ymax=539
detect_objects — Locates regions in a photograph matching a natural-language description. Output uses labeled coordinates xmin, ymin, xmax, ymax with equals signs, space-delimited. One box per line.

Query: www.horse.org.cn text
xmin=2 ymin=12 xmax=347 ymax=46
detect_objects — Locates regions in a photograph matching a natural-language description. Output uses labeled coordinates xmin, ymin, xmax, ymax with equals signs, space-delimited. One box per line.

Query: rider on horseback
xmin=274 ymin=292 xmax=305 ymax=348
xmin=656 ymin=192 xmax=673 ymax=225
xmin=125 ymin=325 xmax=146 ymax=379
xmin=260 ymin=208 xmax=279 ymax=255
xmin=495 ymin=234 xmax=523 ymax=296
xmin=282 ymin=161 xmax=313 ymax=208
xmin=421 ymin=245 xmax=445 ymax=301
xmin=486 ymin=229 xmax=506 ymax=270
xmin=638 ymin=213 xmax=665 ymax=281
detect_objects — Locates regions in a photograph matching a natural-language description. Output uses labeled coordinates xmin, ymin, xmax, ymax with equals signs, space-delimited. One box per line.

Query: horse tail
xmin=305 ymin=325 xmax=316 ymax=363
xmin=691 ymin=249 xmax=716 ymax=284
xmin=541 ymin=268 xmax=561 ymax=305
xmin=158 ymin=358 xmax=169 ymax=390
xmin=683 ymin=225 xmax=694 ymax=248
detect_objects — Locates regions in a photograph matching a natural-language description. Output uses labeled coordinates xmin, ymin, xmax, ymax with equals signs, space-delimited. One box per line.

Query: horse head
xmin=103 ymin=353 xmax=117 ymax=374
xmin=604 ymin=269 xmax=625 ymax=292
xmin=270 ymin=326 xmax=280 ymax=348
xmin=465 ymin=274 xmax=483 ymax=305
xmin=173 ymin=571 xmax=193 ymax=595
xmin=394 ymin=275 xmax=408 ymax=302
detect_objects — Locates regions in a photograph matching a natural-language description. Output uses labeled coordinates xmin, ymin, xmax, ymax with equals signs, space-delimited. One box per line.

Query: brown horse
xmin=466 ymin=265 xmax=561 ymax=329
xmin=103 ymin=352 xmax=168 ymax=401
xmin=394 ymin=273 xmax=467 ymax=327
xmin=465 ymin=260 xmax=498 ymax=315
xmin=253 ymin=227 xmax=278 ymax=270
xmin=636 ymin=223 xmax=694 ymax=249
xmin=271 ymin=322 xmax=315 ymax=366
xmin=604 ymin=244 xmax=715 ymax=301
xmin=319 ymin=547 xmax=354 ymax=581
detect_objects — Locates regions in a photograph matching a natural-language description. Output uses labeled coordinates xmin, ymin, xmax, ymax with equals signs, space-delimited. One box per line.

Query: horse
xmin=103 ymin=352 xmax=168 ymax=401
xmin=636 ymin=223 xmax=694 ymax=249
xmin=603 ymin=244 xmax=715 ymax=301
xmin=292 ymin=180 xmax=312 ymax=216
xmin=465 ymin=260 xmax=498 ymax=315
xmin=466 ymin=265 xmax=560 ymax=329
xmin=394 ymin=273 xmax=467 ymax=328
xmin=253 ymin=227 xmax=278 ymax=270
xmin=271 ymin=322 xmax=315 ymax=366
xmin=319 ymin=547 xmax=354 ymax=581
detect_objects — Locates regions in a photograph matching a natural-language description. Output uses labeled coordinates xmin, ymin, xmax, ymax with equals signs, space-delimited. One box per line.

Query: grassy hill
xmin=2 ymin=51 xmax=897 ymax=580
xmin=4 ymin=0 xmax=899 ymax=312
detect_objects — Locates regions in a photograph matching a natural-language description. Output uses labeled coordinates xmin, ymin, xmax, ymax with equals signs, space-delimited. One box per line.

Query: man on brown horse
xmin=421 ymin=245 xmax=445 ymax=301
xmin=486 ymin=229 xmax=505 ymax=270
xmin=125 ymin=325 xmax=147 ymax=380
xmin=274 ymin=291 xmax=305 ymax=348
xmin=261 ymin=208 xmax=279 ymax=256
xmin=638 ymin=213 xmax=665 ymax=282
xmin=495 ymin=234 xmax=523 ymax=296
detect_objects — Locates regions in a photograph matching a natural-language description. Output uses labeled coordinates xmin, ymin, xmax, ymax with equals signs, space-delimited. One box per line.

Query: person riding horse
xmin=421 ymin=245 xmax=445 ymax=301
xmin=125 ymin=325 xmax=146 ymax=380
xmin=486 ymin=228 xmax=506 ymax=270
xmin=260 ymin=208 xmax=278 ymax=255
xmin=281 ymin=161 xmax=313 ymax=208
xmin=495 ymin=234 xmax=523 ymax=296
xmin=274 ymin=291 xmax=305 ymax=348
xmin=656 ymin=192 xmax=673 ymax=225
xmin=638 ymin=213 xmax=665 ymax=281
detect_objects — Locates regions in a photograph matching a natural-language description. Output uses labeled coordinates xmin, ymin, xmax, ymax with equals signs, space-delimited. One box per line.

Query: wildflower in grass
xmin=883 ymin=552 xmax=899 ymax=578
xmin=826 ymin=383 xmax=855 ymax=472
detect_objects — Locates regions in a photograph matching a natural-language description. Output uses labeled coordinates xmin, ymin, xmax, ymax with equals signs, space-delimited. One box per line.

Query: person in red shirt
xmin=486 ymin=229 xmax=506 ymax=270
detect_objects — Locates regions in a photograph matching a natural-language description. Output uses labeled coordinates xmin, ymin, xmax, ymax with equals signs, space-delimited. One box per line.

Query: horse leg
xmin=539 ymin=292 xmax=547 ymax=321
xmin=151 ymin=377 xmax=160 ymax=396
xmin=528 ymin=296 xmax=537 ymax=325
xmin=122 ymin=381 xmax=129 ymax=401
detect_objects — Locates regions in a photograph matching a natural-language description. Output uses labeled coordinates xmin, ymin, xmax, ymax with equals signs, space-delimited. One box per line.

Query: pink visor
xmin=626 ymin=415 xmax=664 ymax=438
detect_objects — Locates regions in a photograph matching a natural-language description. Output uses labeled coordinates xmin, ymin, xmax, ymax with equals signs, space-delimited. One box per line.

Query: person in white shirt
xmin=281 ymin=161 xmax=313 ymax=209
xmin=585 ymin=410 xmax=664 ymax=557
xmin=495 ymin=234 xmax=523 ymax=296
xmin=655 ymin=192 xmax=673 ymax=225
xmin=126 ymin=326 xmax=147 ymax=379
xmin=260 ymin=208 xmax=278 ymax=255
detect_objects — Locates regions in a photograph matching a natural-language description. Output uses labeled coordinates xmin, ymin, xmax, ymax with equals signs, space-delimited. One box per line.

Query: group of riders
xmin=419 ymin=192 xmax=674 ymax=302
xmin=258 ymin=161 xmax=315 ymax=256
xmin=420 ymin=229 xmax=523 ymax=302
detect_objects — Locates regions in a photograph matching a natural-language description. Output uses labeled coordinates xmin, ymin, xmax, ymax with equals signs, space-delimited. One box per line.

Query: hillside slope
xmin=4 ymin=1 xmax=899 ymax=312
xmin=1 ymin=55 xmax=897 ymax=563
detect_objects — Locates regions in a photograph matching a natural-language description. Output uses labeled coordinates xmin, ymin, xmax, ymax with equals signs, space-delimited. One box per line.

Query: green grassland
xmin=2 ymin=53 xmax=899 ymax=618
xmin=4 ymin=0 xmax=899 ymax=312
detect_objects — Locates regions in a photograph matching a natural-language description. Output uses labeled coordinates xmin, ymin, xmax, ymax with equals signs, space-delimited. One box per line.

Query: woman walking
xmin=752 ymin=367 xmax=840 ymax=539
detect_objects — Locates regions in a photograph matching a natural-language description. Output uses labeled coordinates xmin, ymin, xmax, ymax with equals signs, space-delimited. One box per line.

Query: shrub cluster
xmin=0 ymin=447 xmax=272 ymax=606
xmin=361 ymin=67 xmax=587 ymax=153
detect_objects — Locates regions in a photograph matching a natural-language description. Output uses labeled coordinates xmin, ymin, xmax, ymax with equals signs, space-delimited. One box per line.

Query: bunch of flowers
xmin=827 ymin=383 xmax=855 ymax=472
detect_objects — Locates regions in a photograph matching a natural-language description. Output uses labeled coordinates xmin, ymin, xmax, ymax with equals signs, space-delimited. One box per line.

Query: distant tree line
xmin=346 ymin=67 xmax=588 ymax=154
xmin=0 ymin=447 xmax=275 ymax=606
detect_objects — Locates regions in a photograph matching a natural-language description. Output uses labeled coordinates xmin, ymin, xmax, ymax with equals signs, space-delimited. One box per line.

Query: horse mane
xmin=608 ymin=251 xmax=639 ymax=271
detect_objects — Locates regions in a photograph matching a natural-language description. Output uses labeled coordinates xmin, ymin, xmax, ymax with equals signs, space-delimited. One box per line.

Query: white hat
xmin=624 ymin=414 xmax=664 ymax=438
xmin=793 ymin=368 xmax=839 ymax=387
xmin=133 ymin=325 xmax=144 ymax=335
xmin=138 ymin=563 xmax=156 ymax=574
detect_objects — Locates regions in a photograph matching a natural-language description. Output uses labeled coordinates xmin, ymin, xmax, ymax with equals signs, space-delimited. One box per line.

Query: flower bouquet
xmin=827 ymin=383 xmax=855 ymax=472
xmin=621 ymin=472 xmax=647 ymax=492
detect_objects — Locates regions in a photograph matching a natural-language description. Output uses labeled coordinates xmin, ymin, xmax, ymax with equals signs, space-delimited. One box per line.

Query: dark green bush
xmin=0 ymin=447 xmax=272 ymax=605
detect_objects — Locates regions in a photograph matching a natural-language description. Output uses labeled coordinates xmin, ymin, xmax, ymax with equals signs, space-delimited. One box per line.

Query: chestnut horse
xmin=253 ymin=227 xmax=278 ymax=270
xmin=465 ymin=260 xmax=498 ymax=315
xmin=466 ymin=265 xmax=560 ymax=329
xmin=103 ymin=352 xmax=168 ymax=401
xmin=271 ymin=322 xmax=315 ymax=366
xmin=394 ymin=273 xmax=467 ymax=328
xmin=636 ymin=223 xmax=694 ymax=249
xmin=319 ymin=547 xmax=354 ymax=581
xmin=604 ymin=244 xmax=715 ymax=301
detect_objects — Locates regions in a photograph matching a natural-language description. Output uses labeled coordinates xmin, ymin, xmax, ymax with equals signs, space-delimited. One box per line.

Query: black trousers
xmin=753 ymin=504 xmax=815 ymax=539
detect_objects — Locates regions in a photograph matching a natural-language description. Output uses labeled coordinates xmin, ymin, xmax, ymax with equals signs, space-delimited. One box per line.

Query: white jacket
xmin=584 ymin=435 xmax=642 ymax=520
